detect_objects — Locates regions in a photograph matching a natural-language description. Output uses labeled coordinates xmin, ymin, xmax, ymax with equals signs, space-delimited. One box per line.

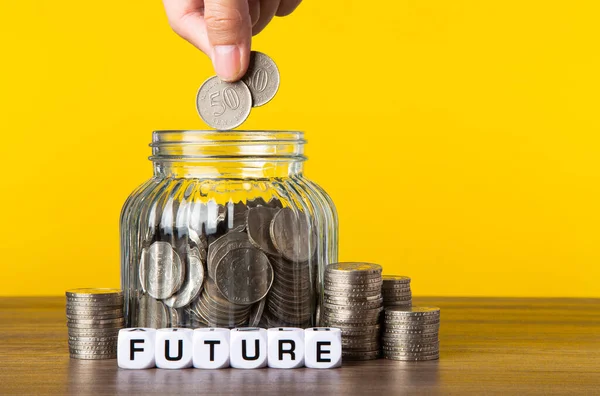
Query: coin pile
xmin=382 ymin=275 xmax=412 ymax=307
xmin=136 ymin=198 xmax=318 ymax=329
xmin=66 ymin=288 xmax=124 ymax=360
xmin=321 ymin=263 xmax=383 ymax=361
xmin=382 ymin=306 xmax=440 ymax=361
xmin=196 ymin=51 xmax=280 ymax=130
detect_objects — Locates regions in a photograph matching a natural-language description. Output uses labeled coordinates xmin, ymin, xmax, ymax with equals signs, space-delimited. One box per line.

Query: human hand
xmin=163 ymin=0 xmax=302 ymax=82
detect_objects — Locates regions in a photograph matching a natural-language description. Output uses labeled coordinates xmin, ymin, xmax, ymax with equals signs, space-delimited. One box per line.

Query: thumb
xmin=204 ymin=0 xmax=252 ymax=82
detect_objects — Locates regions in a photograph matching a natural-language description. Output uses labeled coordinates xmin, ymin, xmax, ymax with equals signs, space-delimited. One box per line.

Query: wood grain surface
xmin=0 ymin=297 xmax=598 ymax=395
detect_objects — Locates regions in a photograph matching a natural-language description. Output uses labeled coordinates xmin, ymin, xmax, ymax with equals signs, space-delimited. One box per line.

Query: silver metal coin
xmin=383 ymin=353 xmax=439 ymax=361
xmin=242 ymin=51 xmax=280 ymax=107
xmin=208 ymin=232 xmax=254 ymax=280
xmin=66 ymin=317 xmax=125 ymax=326
xmin=139 ymin=241 xmax=185 ymax=300
xmin=70 ymin=353 xmax=117 ymax=360
xmin=215 ymin=247 xmax=273 ymax=305
xmin=196 ymin=76 xmax=252 ymax=130
xmin=385 ymin=306 xmax=441 ymax=316
xmin=137 ymin=294 xmax=170 ymax=328
xmin=326 ymin=262 xmax=383 ymax=276
xmin=164 ymin=246 xmax=205 ymax=308
xmin=66 ymin=288 xmax=123 ymax=298
xmin=270 ymin=207 xmax=317 ymax=262
xmin=246 ymin=206 xmax=279 ymax=256
xmin=248 ymin=298 xmax=266 ymax=327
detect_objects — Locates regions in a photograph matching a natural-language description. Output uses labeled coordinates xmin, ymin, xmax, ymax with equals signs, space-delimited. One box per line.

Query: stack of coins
xmin=382 ymin=275 xmax=412 ymax=307
xmin=382 ymin=306 xmax=440 ymax=361
xmin=321 ymin=263 xmax=383 ymax=361
xmin=66 ymin=288 xmax=124 ymax=360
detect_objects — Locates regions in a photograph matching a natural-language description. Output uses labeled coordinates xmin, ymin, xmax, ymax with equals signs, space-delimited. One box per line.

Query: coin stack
xmin=66 ymin=288 xmax=124 ymax=360
xmin=321 ymin=263 xmax=383 ymax=361
xmin=382 ymin=306 xmax=440 ymax=361
xmin=196 ymin=51 xmax=280 ymax=130
xmin=382 ymin=275 xmax=412 ymax=307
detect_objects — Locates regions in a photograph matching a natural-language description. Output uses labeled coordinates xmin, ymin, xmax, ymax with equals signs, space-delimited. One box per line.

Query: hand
xmin=163 ymin=0 xmax=302 ymax=82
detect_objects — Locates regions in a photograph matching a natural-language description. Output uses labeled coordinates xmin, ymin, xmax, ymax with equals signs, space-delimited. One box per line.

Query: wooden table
xmin=1 ymin=297 xmax=598 ymax=395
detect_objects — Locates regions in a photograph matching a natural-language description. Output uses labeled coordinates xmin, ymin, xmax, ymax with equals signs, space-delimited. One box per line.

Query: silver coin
xmin=69 ymin=336 xmax=119 ymax=342
xmin=70 ymin=353 xmax=117 ymax=360
xmin=164 ymin=246 xmax=205 ymax=308
xmin=246 ymin=207 xmax=279 ymax=256
xmin=323 ymin=301 xmax=383 ymax=311
xmin=202 ymin=279 xmax=251 ymax=312
xmin=66 ymin=288 xmax=122 ymax=298
xmin=385 ymin=316 xmax=439 ymax=325
xmin=385 ymin=306 xmax=440 ymax=316
xmin=137 ymin=294 xmax=170 ymax=328
xmin=248 ymin=298 xmax=266 ymax=327
xmin=139 ymin=241 xmax=185 ymax=300
xmin=382 ymin=275 xmax=411 ymax=283
xmin=66 ymin=299 xmax=123 ymax=307
xmin=382 ymin=344 xmax=439 ymax=353
xmin=324 ymin=295 xmax=383 ymax=303
xmin=324 ymin=289 xmax=382 ymax=298
xmin=326 ymin=262 xmax=382 ymax=275
xmin=66 ymin=307 xmax=123 ymax=315
xmin=67 ymin=317 xmax=125 ymax=326
xmin=242 ymin=51 xmax=280 ymax=107
xmin=270 ymin=207 xmax=317 ymax=262
xmin=68 ymin=342 xmax=118 ymax=350
xmin=68 ymin=327 xmax=120 ymax=335
xmin=196 ymin=76 xmax=252 ymax=130
xmin=383 ymin=354 xmax=439 ymax=361
xmin=215 ymin=247 xmax=273 ymax=305
xmin=208 ymin=232 xmax=254 ymax=280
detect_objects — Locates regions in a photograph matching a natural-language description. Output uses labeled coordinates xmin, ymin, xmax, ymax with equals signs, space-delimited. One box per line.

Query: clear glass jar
xmin=120 ymin=131 xmax=338 ymax=329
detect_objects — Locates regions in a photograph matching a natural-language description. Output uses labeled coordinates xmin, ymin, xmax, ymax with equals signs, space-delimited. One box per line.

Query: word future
xmin=118 ymin=327 xmax=342 ymax=370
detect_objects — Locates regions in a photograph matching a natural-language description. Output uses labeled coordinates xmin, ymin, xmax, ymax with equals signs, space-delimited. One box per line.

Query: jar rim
xmin=150 ymin=130 xmax=307 ymax=162
xmin=151 ymin=130 xmax=306 ymax=146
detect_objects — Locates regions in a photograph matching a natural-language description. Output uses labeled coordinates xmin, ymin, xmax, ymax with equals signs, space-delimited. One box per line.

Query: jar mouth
xmin=150 ymin=130 xmax=307 ymax=162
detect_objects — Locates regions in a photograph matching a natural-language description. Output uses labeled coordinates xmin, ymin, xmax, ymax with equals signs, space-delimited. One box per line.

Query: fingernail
xmin=212 ymin=45 xmax=241 ymax=82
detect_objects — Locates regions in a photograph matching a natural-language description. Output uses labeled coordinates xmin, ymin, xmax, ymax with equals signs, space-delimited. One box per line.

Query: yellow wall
xmin=1 ymin=1 xmax=599 ymax=297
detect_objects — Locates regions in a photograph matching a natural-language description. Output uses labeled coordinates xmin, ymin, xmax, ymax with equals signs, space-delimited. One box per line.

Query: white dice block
xmin=117 ymin=328 xmax=157 ymax=369
xmin=155 ymin=328 xmax=194 ymax=369
xmin=192 ymin=328 xmax=231 ymax=369
xmin=267 ymin=327 xmax=305 ymax=369
xmin=304 ymin=328 xmax=342 ymax=369
xmin=230 ymin=327 xmax=268 ymax=369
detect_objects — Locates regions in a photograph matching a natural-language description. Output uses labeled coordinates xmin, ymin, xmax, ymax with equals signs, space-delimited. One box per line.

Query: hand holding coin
xmin=162 ymin=0 xmax=302 ymax=81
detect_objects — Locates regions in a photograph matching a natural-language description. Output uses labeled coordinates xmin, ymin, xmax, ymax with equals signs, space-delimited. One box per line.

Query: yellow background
xmin=1 ymin=1 xmax=599 ymax=297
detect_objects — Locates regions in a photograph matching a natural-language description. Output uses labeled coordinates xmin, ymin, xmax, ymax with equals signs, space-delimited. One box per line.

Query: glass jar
xmin=120 ymin=131 xmax=338 ymax=329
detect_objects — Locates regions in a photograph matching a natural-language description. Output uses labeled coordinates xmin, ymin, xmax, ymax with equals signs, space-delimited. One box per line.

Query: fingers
xmin=204 ymin=0 xmax=252 ymax=81
xmin=249 ymin=0 xmax=261 ymax=27
xmin=162 ymin=0 xmax=211 ymax=56
xmin=252 ymin=0 xmax=280 ymax=36
xmin=276 ymin=0 xmax=302 ymax=17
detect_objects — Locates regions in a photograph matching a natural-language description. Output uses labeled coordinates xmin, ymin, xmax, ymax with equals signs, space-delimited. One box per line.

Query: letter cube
xmin=304 ymin=327 xmax=342 ymax=369
xmin=155 ymin=328 xmax=194 ymax=369
xmin=230 ymin=327 xmax=268 ymax=369
xmin=267 ymin=327 xmax=305 ymax=369
xmin=117 ymin=328 xmax=157 ymax=369
xmin=193 ymin=328 xmax=231 ymax=369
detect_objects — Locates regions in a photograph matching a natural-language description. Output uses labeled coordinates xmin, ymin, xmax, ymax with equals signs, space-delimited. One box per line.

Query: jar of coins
xmin=120 ymin=130 xmax=338 ymax=329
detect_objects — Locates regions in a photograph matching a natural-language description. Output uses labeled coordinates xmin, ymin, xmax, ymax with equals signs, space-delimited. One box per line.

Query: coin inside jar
xmin=270 ymin=207 xmax=317 ymax=262
xmin=139 ymin=241 xmax=185 ymax=300
xmin=214 ymin=247 xmax=274 ymax=305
